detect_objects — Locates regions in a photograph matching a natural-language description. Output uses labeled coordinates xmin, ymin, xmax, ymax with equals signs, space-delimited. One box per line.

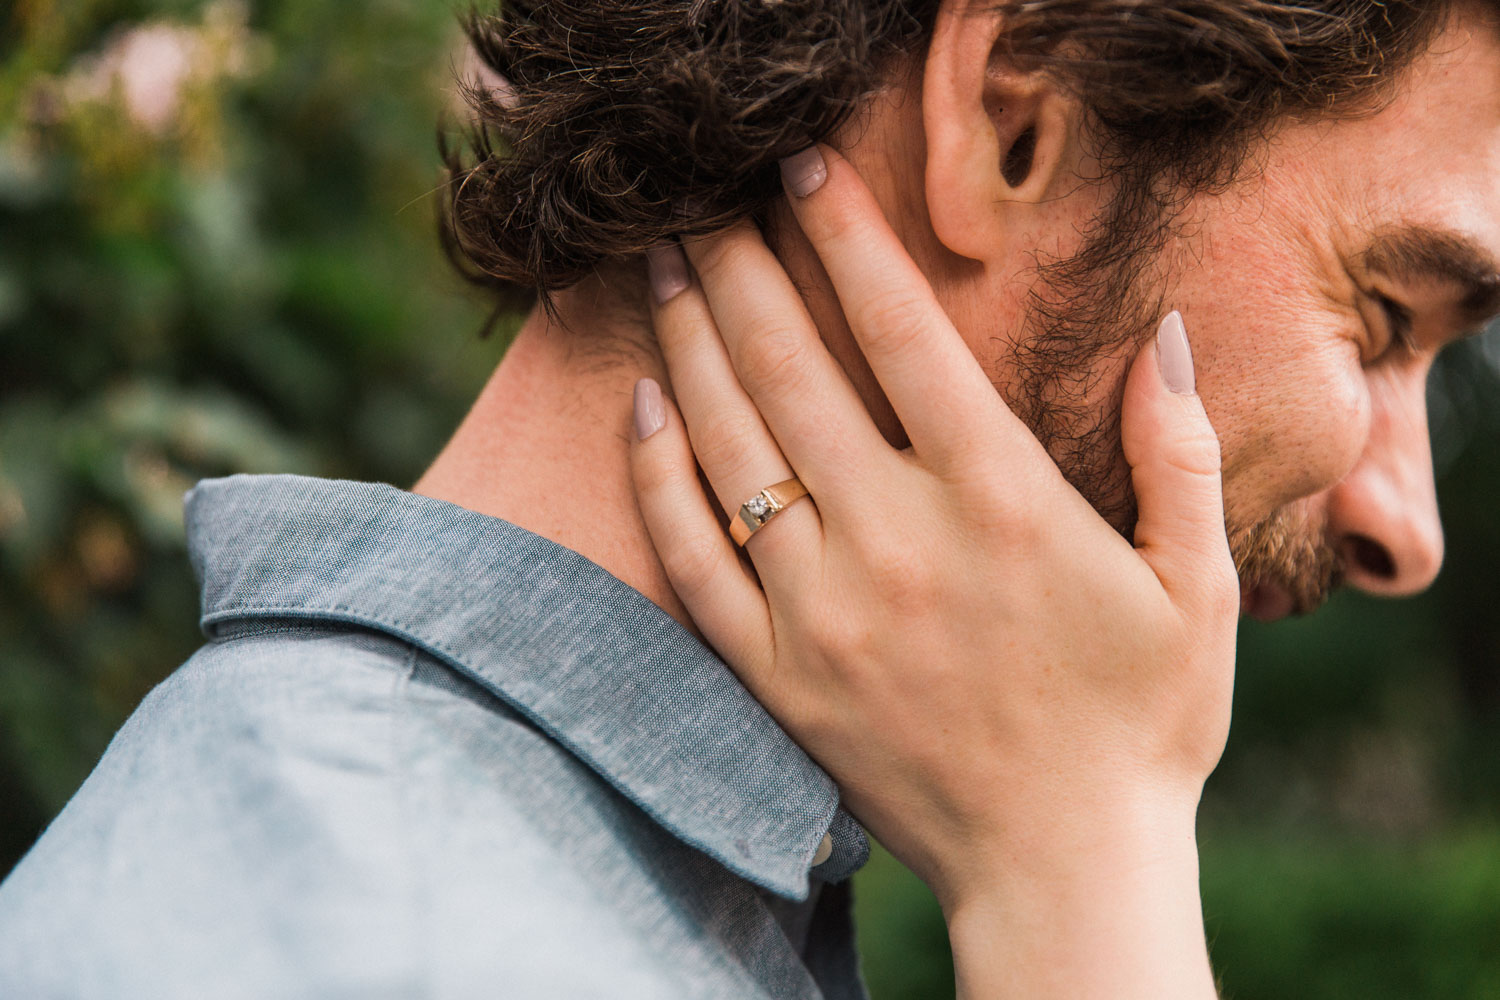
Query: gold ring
xmin=730 ymin=477 xmax=810 ymax=547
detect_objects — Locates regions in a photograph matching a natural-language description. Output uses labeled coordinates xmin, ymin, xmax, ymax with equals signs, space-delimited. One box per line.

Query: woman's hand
xmin=628 ymin=145 xmax=1237 ymax=998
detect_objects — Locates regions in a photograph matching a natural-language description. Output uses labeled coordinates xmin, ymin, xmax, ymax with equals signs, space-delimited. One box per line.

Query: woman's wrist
xmin=939 ymin=795 xmax=1215 ymax=1000
xmin=929 ymin=780 xmax=1205 ymax=905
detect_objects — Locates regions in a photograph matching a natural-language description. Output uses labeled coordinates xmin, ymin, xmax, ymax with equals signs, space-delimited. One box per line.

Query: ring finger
xmin=646 ymin=244 xmax=822 ymax=567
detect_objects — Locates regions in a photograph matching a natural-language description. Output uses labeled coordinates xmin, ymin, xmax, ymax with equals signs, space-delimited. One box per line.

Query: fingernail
xmin=1156 ymin=310 xmax=1196 ymax=395
xmin=779 ymin=146 xmax=827 ymax=198
xmin=646 ymin=244 xmax=690 ymax=304
xmin=633 ymin=377 xmax=666 ymax=440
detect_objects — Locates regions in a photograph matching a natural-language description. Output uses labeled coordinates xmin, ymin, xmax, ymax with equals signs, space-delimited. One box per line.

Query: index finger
xmin=780 ymin=145 xmax=1039 ymax=469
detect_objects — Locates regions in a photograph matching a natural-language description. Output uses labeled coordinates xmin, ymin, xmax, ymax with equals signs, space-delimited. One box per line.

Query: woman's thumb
xmin=1121 ymin=312 xmax=1237 ymax=610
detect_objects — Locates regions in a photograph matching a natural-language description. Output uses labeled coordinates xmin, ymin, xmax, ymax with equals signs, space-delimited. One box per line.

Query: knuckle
xmin=686 ymin=224 xmax=757 ymax=280
xmin=810 ymin=197 xmax=863 ymax=247
xmin=853 ymin=293 xmax=931 ymax=354
xmin=632 ymin=448 xmax=695 ymax=515
xmin=660 ymin=532 xmax=724 ymax=599
xmin=631 ymin=456 xmax=674 ymax=508
xmin=1163 ymin=426 xmax=1224 ymax=479
xmin=808 ymin=612 xmax=873 ymax=665
xmin=857 ymin=536 xmax=941 ymax=612
xmin=949 ymin=466 xmax=1020 ymax=521
xmin=691 ymin=408 xmax=764 ymax=474
xmin=947 ymin=473 xmax=1047 ymax=551
xmin=735 ymin=327 xmax=811 ymax=399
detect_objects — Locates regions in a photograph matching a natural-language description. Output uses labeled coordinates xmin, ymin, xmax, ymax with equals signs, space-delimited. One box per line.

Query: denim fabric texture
xmin=0 ymin=474 xmax=871 ymax=999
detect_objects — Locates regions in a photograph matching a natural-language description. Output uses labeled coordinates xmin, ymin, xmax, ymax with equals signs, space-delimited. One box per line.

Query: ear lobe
xmin=922 ymin=2 xmax=1080 ymax=261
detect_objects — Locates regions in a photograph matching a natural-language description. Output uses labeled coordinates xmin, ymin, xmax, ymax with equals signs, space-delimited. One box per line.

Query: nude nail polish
xmin=1156 ymin=311 xmax=1196 ymax=395
xmin=779 ymin=147 xmax=827 ymax=198
xmin=634 ymin=378 xmax=666 ymax=440
xmin=646 ymin=244 xmax=690 ymax=305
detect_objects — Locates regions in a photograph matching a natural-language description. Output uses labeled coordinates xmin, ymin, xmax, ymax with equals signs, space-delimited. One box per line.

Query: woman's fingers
xmin=647 ymin=244 xmax=822 ymax=568
xmin=778 ymin=145 xmax=1042 ymax=473
xmin=629 ymin=377 xmax=776 ymax=673
xmin=1121 ymin=312 xmax=1239 ymax=619
xmin=680 ymin=221 xmax=889 ymax=498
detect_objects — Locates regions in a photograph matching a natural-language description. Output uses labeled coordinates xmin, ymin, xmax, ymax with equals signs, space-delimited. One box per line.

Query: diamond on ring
xmin=730 ymin=477 xmax=811 ymax=547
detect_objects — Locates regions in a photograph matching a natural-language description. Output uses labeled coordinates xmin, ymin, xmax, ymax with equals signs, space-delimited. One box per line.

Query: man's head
xmin=444 ymin=0 xmax=1500 ymax=619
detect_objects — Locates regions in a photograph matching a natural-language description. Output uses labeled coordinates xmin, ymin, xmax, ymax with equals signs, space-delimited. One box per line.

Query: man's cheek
xmin=1216 ymin=359 xmax=1370 ymax=529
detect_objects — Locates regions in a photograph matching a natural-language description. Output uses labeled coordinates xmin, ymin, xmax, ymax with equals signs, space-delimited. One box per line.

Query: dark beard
xmin=1002 ymin=191 xmax=1163 ymax=538
xmin=1005 ymin=197 xmax=1342 ymax=617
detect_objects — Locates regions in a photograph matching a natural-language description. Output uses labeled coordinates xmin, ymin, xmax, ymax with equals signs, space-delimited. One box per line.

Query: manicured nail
xmin=779 ymin=146 xmax=827 ymax=198
xmin=1156 ymin=310 xmax=1196 ymax=395
xmin=646 ymin=244 xmax=690 ymax=304
xmin=633 ymin=378 xmax=666 ymax=440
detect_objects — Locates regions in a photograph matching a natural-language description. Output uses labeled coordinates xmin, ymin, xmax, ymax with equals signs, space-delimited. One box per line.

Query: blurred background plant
xmin=3 ymin=2 xmax=1499 ymax=997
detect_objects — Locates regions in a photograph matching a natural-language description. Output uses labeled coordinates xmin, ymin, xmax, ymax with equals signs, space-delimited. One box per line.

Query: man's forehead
xmin=1394 ymin=7 xmax=1500 ymax=113
xmin=1331 ymin=10 xmax=1500 ymax=162
xmin=1308 ymin=15 xmax=1500 ymax=328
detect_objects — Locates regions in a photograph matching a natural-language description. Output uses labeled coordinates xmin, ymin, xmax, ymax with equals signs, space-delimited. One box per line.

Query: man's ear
xmin=922 ymin=0 xmax=1082 ymax=262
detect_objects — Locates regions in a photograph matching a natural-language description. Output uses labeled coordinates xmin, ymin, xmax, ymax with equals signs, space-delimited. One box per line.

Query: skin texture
xmin=629 ymin=159 xmax=1237 ymax=994
xmin=410 ymin=5 xmax=1500 ymax=997
xmin=778 ymin=3 xmax=1500 ymax=618
xmin=419 ymin=9 xmax=1500 ymax=632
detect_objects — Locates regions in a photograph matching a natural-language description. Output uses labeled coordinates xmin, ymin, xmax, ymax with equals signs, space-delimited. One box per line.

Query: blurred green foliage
xmin=0 ymin=0 xmax=501 ymax=859
xmin=4 ymin=2 xmax=1500 ymax=997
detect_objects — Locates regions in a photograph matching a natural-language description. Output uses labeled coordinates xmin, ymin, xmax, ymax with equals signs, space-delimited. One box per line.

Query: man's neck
xmin=411 ymin=116 xmax=933 ymax=638
xmin=412 ymin=278 xmax=697 ymax=632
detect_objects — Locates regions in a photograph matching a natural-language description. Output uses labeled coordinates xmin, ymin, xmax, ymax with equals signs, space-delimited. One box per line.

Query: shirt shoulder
xmin=0 ymin=626 xmax=708 ymax=1000
xmin=0 ymin=625 xmax=826 ymax=1000
xmin=2 ymin=476 xmax=866 ymax=999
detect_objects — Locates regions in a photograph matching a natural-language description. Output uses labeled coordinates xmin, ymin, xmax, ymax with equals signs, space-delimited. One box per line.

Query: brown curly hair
xmin=440 ymin=0 xmax=1478 ymax=310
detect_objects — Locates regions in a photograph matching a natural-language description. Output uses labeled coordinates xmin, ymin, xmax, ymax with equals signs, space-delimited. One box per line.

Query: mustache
xmin=1230 ymin=504 xmax=1344 ymax=616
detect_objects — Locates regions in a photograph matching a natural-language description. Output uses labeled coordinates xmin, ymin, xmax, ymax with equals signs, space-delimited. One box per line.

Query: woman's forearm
xmin=943 ymin=802 xmax=1218 ymax=1000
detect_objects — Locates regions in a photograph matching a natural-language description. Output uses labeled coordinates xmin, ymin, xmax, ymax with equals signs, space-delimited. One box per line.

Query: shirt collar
xmin=185 ymin=474 xmax=867 ymax=899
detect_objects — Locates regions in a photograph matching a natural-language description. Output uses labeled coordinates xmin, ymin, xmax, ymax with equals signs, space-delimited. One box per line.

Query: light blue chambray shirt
xmin=0 ymin=474 xmax=871 ymax=999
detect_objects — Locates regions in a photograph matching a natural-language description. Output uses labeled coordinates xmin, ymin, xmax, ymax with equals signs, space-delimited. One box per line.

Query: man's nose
xmin=1325 ymin=371 xmax=1445 ymax=597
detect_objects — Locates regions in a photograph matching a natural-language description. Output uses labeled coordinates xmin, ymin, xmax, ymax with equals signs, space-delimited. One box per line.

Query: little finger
xmin=630 ymin=377 xmax=775 ymax=671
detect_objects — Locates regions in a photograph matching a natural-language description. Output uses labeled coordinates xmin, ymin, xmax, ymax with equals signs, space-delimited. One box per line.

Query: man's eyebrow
xmin=1361 ymin=226 xmax=1500 ymax=329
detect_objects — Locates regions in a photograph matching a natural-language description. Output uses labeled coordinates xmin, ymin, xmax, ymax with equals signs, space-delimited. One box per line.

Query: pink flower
xmin=113 ymin=25 xmax=197 ymax=133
